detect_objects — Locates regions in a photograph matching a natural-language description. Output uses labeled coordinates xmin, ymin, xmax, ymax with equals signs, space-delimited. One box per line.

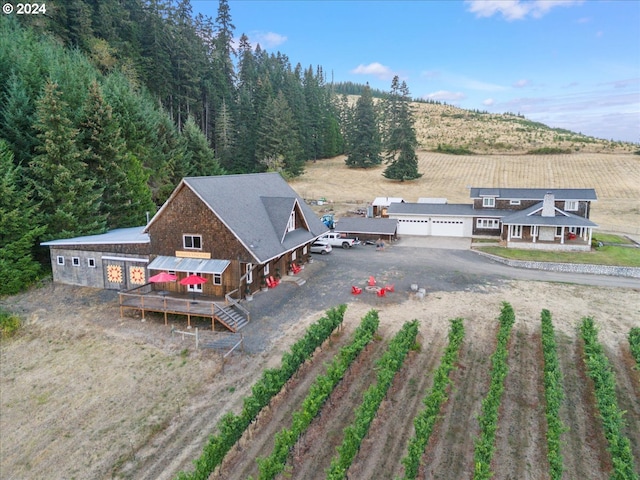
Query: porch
xmin=505 ymin=224 xmax=594 ymax=252
xmin=119 ymin=283 xmax=249 ymax=332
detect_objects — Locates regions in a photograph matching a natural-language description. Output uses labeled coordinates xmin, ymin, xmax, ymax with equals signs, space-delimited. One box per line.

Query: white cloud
xmin=351 ymin=62 xmax=395 ymax=80
xmin=465 ymin=0 xmax=584 ymax=21
xmin=513 ymin=79 xmax=530 ymax=88
xmin=423 ymin=90 xmax=467 ymax=102
xmin=483 ymin=98 xmax=495 ymax=106
xmin=251 ymin=31 xmax=288 ymax=49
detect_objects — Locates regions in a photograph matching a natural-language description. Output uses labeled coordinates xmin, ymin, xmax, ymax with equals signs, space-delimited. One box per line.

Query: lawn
xmin=477 ymin=245 xmax=640 ymax=267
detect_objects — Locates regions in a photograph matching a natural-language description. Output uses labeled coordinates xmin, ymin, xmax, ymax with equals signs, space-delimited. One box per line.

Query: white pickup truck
xmin=318 ymin=232 xmax=360 ymax=249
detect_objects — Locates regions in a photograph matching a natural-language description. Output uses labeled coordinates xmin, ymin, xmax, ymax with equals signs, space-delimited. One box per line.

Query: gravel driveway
xmin=240 ymin=238 xmax=638 ymax=352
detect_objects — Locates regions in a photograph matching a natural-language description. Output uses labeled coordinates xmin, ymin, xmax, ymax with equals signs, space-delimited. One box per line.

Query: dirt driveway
xmin=1 ymin=242 xmax=639 ymax=480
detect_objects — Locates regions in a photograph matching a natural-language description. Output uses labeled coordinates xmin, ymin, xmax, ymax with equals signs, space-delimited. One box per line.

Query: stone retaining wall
xmin=473 ymin=250 xmax=640 ymax=279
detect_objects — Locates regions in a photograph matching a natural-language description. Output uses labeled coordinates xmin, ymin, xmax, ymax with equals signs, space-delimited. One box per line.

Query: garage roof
xmin=387 ymin=203 xmax=476 ymax=216
xmin=334 ymin=217 xmax=398 ymax=235
xmin=469 ymin=187 xmax=597 ymax=201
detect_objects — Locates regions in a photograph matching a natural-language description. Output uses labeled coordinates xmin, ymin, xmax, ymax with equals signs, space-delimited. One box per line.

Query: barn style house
xmin=42 ymin=173 xmax=329 ymax=331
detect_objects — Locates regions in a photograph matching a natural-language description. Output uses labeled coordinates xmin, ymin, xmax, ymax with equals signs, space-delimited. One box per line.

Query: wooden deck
xmin=119 ymin=284 xmax=249 ymax=331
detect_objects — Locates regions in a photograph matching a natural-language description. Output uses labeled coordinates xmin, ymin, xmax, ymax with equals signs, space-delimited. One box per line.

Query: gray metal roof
xmin=334 ymin=217 xmax=398 ymax=235
xmin=148 ymin=173 xmax=328 ymax=264
xmin=147 ymin=255 xmax=230 ymax=274
xmin=469 ymin=187 xmax=597 ymax=201
xmin=502 ymin=202 xmax=598 ymax=227
xmin=41 ymin=226 xmax=149 ymax=246
xmin=387 ymin=203 xmax=476 ymax=216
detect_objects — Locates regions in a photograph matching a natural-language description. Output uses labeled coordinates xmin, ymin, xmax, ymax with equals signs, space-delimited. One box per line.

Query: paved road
xmin=241 ymin=239 xmax=638 ymax=352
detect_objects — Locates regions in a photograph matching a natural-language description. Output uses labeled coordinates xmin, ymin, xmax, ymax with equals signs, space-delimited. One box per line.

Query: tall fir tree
xmin=182 ymin=115 xmax=225 ymax=177
xmin=0 ymin=141 xmax=46 ymax=294
xmin=78 ymin=80 xmax=154 ymax=228
xmin=28 ymin=80 xmax=105 ymax=240
xmin=382 ymin=77 xmax=421 ymax=181
xmin=256 ymin=91 xmax=304 ymax=177
xmin=345 ymin=84 xmax=382 ymax=168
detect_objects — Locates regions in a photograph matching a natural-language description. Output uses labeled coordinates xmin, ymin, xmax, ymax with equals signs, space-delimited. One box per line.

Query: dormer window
xmin=183 ymin=234 xmax=202 ymax=250
xmin=287 ymin=210 xmax=296 ymax=232
xmin=482 ymin=197 xmax=496 ymax=208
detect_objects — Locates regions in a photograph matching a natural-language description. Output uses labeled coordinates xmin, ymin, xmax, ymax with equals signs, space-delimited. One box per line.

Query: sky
xmin=191 ymin=0 xmax=640 ymax=143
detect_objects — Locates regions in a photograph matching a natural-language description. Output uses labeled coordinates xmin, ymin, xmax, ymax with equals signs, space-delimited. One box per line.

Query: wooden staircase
xmin=214 ymin=303 xmax=249 ymax=332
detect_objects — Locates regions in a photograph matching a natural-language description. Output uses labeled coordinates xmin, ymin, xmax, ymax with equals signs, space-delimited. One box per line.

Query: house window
xmin=291 ymin=250 xmax=297 ymax=261
xmin=246 ymin=263 xmax=253 ymax=284
xmin=476 ymin=218 xmax=500 ymax=229
xmin=183 ymin=234 xmax=202 ymax=250
xmin=303 ymin=245 xmax=308 ymax=254
xmin=186 ymin=271 xmax=203 ymax=293
xmin=213 ymin=273 xmax=222 ymax=285
xmin=510 ymin=200 xmax=521 ymax=205
xmin=263 ymin=263 xmax=270 ymax=276
xmin=57 ymin=256 xmax=65 ymax=266
xmin=88 ymin=258 xmax=96 ymax=268
xmin=72 ymin=257 xmax=80 ymax=267
xmin=565 ymin=201 xmax=578 ymax=211
xmin=482 ymin=197 xmax=496 ymax=208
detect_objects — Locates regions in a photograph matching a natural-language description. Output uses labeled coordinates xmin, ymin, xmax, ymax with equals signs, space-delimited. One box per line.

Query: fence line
xmin=171 ymin=326 xmax=199 ymax=349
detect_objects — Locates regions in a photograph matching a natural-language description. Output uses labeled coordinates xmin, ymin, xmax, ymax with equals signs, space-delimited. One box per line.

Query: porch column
xmin=532 ymin=225 xmax=537 ymax=243
xmin=560 ymin=226 xmax=565 ymax=244
xmin=588 ymin=228 xmax=593 ymax=245
xmin=507 ymin=225 xmax=512 ymax=241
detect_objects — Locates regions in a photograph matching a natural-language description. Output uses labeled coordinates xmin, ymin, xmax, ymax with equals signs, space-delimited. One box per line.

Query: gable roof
xmin=470 ymin=187 xmax=597 ymax=201
xmin=372 ymin=197 xmax=405 ymax=207
xmin=146 ymin=173 xmax=328 ymax=264
xmin=502 ymin=201 xmax=598 ymax=227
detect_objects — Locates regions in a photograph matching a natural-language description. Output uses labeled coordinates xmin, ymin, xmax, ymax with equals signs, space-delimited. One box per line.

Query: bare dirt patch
xmin=1 ymin=281 xmax=639 ymax=479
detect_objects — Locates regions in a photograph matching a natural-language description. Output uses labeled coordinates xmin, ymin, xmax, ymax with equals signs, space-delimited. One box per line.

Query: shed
xmin=371 ymin=197 xmax=405 ymax=217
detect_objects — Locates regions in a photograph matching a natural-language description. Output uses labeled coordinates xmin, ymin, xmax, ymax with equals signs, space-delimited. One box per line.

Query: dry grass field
xmin=291 ymin=151 xmax=640 ymax=235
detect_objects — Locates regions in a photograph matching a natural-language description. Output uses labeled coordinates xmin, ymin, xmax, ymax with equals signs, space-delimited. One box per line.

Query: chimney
xmin=541 ymin=192 xmax=555 ymax=217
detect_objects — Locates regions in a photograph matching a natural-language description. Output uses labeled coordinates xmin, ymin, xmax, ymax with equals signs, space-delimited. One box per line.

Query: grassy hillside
xmin=346 ymin=96 xmax=636 ymax=154
xmin=412 ymin=102 xmax=635 ymax=154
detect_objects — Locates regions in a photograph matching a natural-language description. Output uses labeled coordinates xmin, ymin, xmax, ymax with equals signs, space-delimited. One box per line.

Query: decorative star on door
xmin=106 ymin=264 xmax=123 ymax=283
xmin=129 ymin=266 xmax=146 ymax=285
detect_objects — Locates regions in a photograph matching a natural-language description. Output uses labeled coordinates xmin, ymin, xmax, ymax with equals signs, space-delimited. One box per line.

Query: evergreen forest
xmin=0 ymin=0 xmax=423 ymax=294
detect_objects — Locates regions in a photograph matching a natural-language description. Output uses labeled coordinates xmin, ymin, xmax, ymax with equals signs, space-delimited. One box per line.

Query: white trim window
xmin=509 ymin=199 xmax=521 ymax=205
xmin=482 ymin=197 xmax=496 ymax=208
xmin=72 ymin=257 xmax=80 ymax=267
xmin=213 ymin=273 xmax=222 ymax=285
xmin=88 ymin=258 xmax=96 ymax=268
xmin=246 ymin=263 xmax=253 ymax=284
xmin=57 ymin=255 xmax=65 ymax=266
xmin=476 ymin=218 xmax=500 ymax=229
xmin=183 ymin=234 xmax=202 ymax=250
xmin=564 ymin=200 xmax=578 ymax=211
xmin=263 ymin=263 xmax=270 ymax=276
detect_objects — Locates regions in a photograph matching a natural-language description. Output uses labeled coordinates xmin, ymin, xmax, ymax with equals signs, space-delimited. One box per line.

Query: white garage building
xmin=387 ymin=203 xmax=475 ymax=237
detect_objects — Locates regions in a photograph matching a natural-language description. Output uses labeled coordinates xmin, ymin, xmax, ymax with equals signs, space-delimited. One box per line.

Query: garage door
xmin=431 ymin=218 xmax=465 ymax=237
xmin=396 ymin=218 xmax=430 ymax=235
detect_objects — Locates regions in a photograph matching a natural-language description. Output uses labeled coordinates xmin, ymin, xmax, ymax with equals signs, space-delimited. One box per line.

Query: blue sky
xmin=191 ymin=0 xmax=640 ymax=143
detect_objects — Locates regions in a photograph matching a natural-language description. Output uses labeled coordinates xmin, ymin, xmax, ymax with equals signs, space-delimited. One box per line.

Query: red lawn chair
xmin=384 ymin=284 xmax=395 ymax=292
xmin=368 ymin=276 xmax=376 ymax=286
xmin=352 ymin=286 xmax=362 ymax=295
xmin=377 ymin=287 xmax=386 ymax=297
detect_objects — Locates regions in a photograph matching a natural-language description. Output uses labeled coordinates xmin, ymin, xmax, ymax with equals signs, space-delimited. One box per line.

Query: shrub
xmin=0 ymin=309 xmax=21 ymax=338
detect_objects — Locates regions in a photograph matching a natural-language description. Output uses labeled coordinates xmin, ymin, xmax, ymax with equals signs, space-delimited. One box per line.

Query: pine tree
xmin=78 ymin=80 xmax=154 ymax=228
xmin=345 ymin=84 xmax=382 ymax=168
xmin=0 ymin=141 xmax=46 ymax=294
xmin=28 ymin=80 xmax=105 ymax=240
xmin=382 ymin=77 xmax=422 ymax=181
xmin=182 ymin=116 xmax=225 ymax=177
xmin=0 ymin=74 xmax=38 ymax=167
xmin=256 ymin=91 xmax=304 ymax=177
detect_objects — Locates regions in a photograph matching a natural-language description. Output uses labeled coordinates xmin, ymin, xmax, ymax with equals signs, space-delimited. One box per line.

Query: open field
xmin=291 ymin=151 xmax=640 ymax=235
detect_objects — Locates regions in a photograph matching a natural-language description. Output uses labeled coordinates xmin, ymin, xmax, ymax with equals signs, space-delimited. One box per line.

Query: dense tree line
xmin=0 ymin=0 xmax=417 ymax=294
